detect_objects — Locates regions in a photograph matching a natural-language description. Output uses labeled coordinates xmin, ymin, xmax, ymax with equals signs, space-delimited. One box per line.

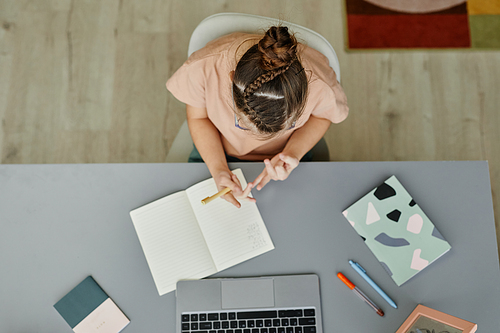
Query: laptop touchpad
xmin=221 ymin=278 xmax=275 ymax=309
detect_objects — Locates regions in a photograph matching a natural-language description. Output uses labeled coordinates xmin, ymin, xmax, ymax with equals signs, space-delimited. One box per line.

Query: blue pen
xmin=349 ymin=260 xmax=398 ymax=309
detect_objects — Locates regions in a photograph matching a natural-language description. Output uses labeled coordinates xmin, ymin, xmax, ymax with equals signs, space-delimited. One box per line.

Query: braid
xmin=242 ymin=63 xmax=293 ymax=132
xmin=243 ymin=63 xmax=292 ymax=101
xmin=232 ymin=25 xmax=308 ymax=136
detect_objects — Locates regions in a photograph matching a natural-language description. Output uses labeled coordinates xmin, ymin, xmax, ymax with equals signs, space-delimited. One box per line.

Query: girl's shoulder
xmin=298 ymin=44 xmax=339 ymax=88
xmin=185 ymin=32 xmax=262 ymax=67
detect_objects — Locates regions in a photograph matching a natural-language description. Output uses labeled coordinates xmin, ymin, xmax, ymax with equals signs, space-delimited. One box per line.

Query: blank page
xmin=130 ymin=191 xmax=216 ymax=296
xmin=187 ymin=169 xmax=274 ymax=272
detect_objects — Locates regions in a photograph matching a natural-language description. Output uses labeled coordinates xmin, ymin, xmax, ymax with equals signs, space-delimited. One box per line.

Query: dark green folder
xmin=54 ymin=276 xmax=109 ymax=329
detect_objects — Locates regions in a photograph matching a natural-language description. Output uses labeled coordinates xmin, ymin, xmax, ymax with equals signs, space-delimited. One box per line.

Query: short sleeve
xmin=298 ymin=45 xmax=349 ymax=124
xmin=307 ymin=78 xmax=349 ymax=124
xmin=166 ymin=56 xmax=210 ymax=108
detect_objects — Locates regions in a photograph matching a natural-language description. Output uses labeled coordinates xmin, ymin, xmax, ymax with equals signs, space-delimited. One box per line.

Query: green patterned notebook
xmin=342 ymin=176 xmax=451 ymax=286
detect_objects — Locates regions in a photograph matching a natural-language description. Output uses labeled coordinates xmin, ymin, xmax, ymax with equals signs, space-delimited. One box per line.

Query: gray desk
xmin=1 ymin=162 xmax=499 ymax=332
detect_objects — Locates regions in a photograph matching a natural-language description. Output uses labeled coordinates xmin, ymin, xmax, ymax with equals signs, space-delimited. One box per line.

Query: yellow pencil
xmin=201 ymin=187 xmax=232 ymax=205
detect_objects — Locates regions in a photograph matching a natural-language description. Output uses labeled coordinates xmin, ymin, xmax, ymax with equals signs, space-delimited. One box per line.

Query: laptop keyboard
xmin=181 ymin=308 xmax=317 ymax=333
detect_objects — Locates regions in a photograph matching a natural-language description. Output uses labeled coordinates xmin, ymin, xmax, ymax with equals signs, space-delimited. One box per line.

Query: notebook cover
xmin=342 ymin=176 xmax=451 ymax=286
xmin=54 ymin=276 xmax=130 ymax=333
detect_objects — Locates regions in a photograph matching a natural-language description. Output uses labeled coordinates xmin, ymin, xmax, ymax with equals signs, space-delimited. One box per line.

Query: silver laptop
xmin=176 ymin=274 xmax=323 ymax=333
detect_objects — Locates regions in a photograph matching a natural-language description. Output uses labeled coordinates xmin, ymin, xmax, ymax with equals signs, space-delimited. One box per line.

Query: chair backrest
xmin=187 ymin=12 xmax=341 ymax=82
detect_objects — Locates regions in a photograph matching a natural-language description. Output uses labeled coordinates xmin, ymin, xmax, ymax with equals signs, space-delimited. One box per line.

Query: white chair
xmin=165 ymin=12 xmax=341 ymax=162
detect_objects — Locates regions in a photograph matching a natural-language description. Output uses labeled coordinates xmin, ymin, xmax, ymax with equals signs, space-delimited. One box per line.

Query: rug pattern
xmin=345 ymin=0 xmax=500 ymax=49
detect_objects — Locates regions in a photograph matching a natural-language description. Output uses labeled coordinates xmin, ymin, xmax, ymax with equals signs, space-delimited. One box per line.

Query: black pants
xmin=188 ymin=145 xmax=314 ymax=163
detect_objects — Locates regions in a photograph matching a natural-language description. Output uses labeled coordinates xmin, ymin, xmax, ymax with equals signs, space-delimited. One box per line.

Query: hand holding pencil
xmin=201 ymin=187 xmax=232 ymax=205
xmin=203 ymin=171 xmax=255 ymax=208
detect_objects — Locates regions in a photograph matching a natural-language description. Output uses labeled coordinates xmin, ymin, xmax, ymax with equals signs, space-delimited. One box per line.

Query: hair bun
xmin=257 ymin=26 xmax=297 ymax=71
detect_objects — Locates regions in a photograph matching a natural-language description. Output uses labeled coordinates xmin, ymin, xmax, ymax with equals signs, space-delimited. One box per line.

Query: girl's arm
xmin=282 ymin=115 xmax=331 ymax=161
xmin=251 ymin=116 xmax=331 ymax=190
xmin=186 ymin=104 xmax=254 ymax=207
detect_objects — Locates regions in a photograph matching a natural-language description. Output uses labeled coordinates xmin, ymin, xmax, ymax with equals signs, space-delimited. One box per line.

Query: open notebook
xmin=130 ymin=169 xmax=274 ymax=296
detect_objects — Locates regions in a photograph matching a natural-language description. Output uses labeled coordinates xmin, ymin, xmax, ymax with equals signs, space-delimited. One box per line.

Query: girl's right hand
xmin=215 ymin=171 xmax=255 ymax=208
xmin=250 ymin=153 xmax=299 ymax=191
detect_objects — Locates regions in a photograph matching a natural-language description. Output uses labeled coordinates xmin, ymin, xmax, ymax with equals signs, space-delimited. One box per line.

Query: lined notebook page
xmin=130 ymin=191 xmax=216 ymax=296
xmin=187 ymin=169 xmax=274 ymax=272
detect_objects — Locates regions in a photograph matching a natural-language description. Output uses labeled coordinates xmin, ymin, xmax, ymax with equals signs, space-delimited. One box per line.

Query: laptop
xmin=176 ymin=274 xmax=323 ymax=333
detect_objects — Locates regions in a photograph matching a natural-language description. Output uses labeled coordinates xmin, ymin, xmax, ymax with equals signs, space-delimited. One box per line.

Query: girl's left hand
xmin=250 ymin=153 xmax=299 ymax=191
xmin=215 ymin=170 xmax=255 ymax=208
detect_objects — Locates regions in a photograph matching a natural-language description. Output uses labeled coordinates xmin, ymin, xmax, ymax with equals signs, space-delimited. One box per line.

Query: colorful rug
xmin=345 ymin=0 xmax=500 ymax=49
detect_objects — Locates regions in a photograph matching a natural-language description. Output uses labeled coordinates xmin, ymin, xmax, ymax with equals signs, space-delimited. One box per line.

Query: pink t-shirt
xmin=166 ymin=32 xmax=349 ymax=160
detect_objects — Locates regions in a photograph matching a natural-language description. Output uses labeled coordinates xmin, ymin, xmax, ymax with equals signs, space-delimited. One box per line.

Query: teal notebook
xmin=342 ymin=176 xmax=451 ymax=286
xmin=54 ymin=276 xmax=130 ymax=333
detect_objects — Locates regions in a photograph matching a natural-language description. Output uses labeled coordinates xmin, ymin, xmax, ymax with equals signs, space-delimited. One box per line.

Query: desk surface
xmin=1 ymin=161 xmax=499 ymax=332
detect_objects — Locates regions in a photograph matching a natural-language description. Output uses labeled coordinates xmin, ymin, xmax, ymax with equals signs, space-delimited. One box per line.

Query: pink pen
xmin=337 ymin=272 xmax=384 ymax=317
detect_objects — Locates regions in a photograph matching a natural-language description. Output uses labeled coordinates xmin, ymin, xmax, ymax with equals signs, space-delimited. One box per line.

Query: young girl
xmin=167 ymin=26 xmax=348 ymax=207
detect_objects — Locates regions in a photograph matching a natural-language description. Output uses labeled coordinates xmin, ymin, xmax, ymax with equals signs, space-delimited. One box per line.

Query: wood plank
xmin=65 ymin=0 xmax=119 ymax=131
xmin=55 ymin=130 xmax=109 ymax=163
xmin=0 ymin=8 xmax=16 ymax=162
xmin=117 ymin=0 xmax=172 ymax=33
xmin=108 ymin=32 xmax=169 ymax=162
xmin=2 ymin=9 xmax=68 ymax=163
xmin=20 ymin=0 xmax=72 ymax=12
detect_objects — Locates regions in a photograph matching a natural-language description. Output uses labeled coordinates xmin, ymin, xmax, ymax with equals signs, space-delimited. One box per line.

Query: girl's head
xmin=232 ymin=26 xmax=308 ymax=138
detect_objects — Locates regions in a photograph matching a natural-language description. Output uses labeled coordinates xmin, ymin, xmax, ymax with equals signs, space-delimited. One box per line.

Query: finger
xmin=269 ymin=158 xmax=288 ymax=180
xmin=264 ymin=159 xmax=278 ymax=180
xmin=250 ymin=169 xmax=267 ymax=189
xmin=241 ymin=182 xmax=253 ymax=198
xmin=230 ymin=174 xmax=244 ymax=197
xmin=232 ymin=183 xmax=256 ymax=203
xmin=254 ymin=162 xmax=273 ymax=191
xmin=231 ymin=173 xmax=242 ymax=188
xmin=256 ymin=174 xmax=272 ymax=191
xmin=219 ymin=176 xmax=242 ymax=196
xmin=223 ymin=193 xmax=241 ymax=208
xmin=238 ymin=194 xmax=256 ymax=204
xmin=279 ymin=153 xmax=299 ymax=168
xmin=274 ymin=164 xmax=289 ymax=180
xmin=218 ymin=176 xmax=235 ymax=188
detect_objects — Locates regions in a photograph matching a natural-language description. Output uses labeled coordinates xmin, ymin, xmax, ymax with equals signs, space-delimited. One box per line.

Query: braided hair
xmin=232 ymin=26 xmax=308 ymax=137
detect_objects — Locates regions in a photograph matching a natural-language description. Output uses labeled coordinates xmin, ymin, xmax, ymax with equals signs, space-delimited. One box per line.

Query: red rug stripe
xmin=346 ymin=0 xmax=468 ymax=15
xmin=347 ymin=14 xmax=471 ymax=48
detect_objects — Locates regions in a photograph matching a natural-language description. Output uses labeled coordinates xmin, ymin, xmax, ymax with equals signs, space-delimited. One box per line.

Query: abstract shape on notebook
xmin=375 ymin=232 xmax=410 ymax=247
xmin=386 ymin=209 xmax=401 ymax=222
xmin=366 ymin=202 xmax=381 ymax=224
xmin=432 ymin=227 xmax=446 ymax=241
xmin=343 ymin=210 xmax=356 ymax=226
xmin=374 ymin=182 xmax=396 ymax=200
xmin=410 ymin=249 xmax=429 ymax=270
xmin=380 ymin=261 xmax=393 ymax=276
xmin=342 ymin=175 xmax=451 ymax=286
xmin=407 ymin=214 xmax=424 ymax=234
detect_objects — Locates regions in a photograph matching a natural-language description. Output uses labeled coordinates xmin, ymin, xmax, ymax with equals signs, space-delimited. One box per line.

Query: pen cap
xmin=337 ymin=273 xmax=355 ymax=290
xmin=349 ymin=260 xmax=366 ymax=273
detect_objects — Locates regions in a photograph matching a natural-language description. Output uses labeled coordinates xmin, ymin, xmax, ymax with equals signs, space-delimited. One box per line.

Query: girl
xmin=167 ymin=26 xmax=348 ymax=207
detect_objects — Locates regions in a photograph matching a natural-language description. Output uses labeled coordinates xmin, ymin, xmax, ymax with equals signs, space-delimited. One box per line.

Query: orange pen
xmin=337 ymin=272 xmax=384 ymax=317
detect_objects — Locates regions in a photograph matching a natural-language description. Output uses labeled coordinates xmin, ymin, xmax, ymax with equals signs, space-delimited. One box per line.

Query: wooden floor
xmin=1 ymin=1 xmax=499 ymax=251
